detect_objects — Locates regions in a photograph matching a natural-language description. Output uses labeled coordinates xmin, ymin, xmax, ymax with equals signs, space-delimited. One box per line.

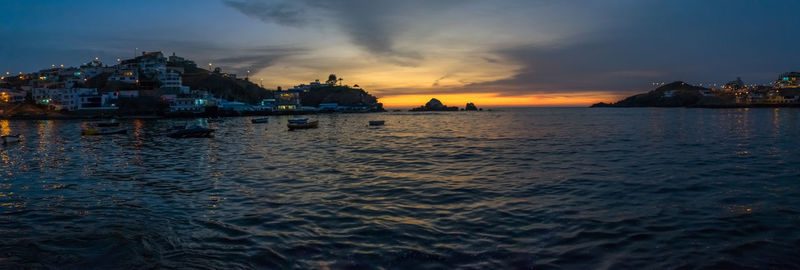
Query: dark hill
xmin=179 ymin=65 xmax=271 ymax=104
xmin=300 ymin=86 xmax=379 ymax=107
xmin=591 ymin=81 xmax=731 ymax=107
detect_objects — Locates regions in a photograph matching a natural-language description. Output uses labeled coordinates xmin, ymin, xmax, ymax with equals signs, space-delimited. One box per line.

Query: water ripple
xmin=2 ymin=108 xmax=800 ymax=268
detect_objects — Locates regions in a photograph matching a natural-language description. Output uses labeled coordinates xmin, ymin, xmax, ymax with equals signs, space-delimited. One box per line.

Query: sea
xmin=1 ymin=107 xmax=799 ymax=269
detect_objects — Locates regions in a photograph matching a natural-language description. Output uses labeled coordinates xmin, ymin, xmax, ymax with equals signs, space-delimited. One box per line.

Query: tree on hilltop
xmin=326 ymin=74 xmax=337 ymax=86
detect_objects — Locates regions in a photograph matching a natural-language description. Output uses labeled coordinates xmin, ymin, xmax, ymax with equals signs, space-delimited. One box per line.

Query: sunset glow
xmin=2 ymin=1 xmax=799 ymax=106
xmin=379 ymin=92 xmax=625 ymax=108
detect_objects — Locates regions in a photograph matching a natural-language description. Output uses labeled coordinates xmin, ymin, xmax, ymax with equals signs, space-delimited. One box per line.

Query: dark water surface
xmin=2 ymin=108 xmax=800 ymax=269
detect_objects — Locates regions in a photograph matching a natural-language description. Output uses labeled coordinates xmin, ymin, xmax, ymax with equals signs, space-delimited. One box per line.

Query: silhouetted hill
xmin=179 ymin=65 xmax=271 ymax=104
xmin=299 ymin=86 xmax=379 ymax=107
xmin=591 ymin=81 xmax=732 ymax=107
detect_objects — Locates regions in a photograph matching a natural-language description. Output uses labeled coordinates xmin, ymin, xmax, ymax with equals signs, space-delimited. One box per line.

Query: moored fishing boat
xmin=168 ymin=125 xmax=215 ymax=138
xmin=287 ymin=119 xmax=318 ymax=130
xmin=369 ymin=120 xmax=385 ymax=126
xmin=288 ymin=118 xmax=308 ymax=124
xmin=82 ymin=128 xmax=127 ymax=136
xmin=1 ymin=134 xmax=22 ymax=145
xmin=251 ymin=117 xmax=269 ymax=124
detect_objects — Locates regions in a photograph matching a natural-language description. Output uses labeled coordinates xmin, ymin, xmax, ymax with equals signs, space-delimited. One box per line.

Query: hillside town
xmin=713 ymin=72 xmax=800 ymax=104
xmin=591 ymin=72 xmax=800 ymax=108
xmin=0 ymin=52 xmax=383 ymax=118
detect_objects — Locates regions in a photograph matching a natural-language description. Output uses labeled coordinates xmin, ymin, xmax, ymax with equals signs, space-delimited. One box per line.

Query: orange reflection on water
xmin=0 ymin=120 xmax=9 ymax=136
xmin=772 ymin=108 xmax=781 ymax=137
xmin=133 ymin=119 xmax=144 ymax=138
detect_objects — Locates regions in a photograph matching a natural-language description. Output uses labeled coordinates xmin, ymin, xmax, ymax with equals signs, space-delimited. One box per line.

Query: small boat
xmin=1 ymin=134 xmax=22 ymax=145
xmin=369 ymin=120 xmax=385 ymax=126
xmin=207 ymin=118 xmax=224 ymax=123
xmin=96 ymin=122 xmax=120 ymax=127
xmin=288 ymin=120 xmax=319 ymax=130
xmin=82 ymin=128 xmax=127 ymax=136
xmin=288 ymin=118 xmax=309 ymax=124
xmin=168 ymin=125 xmax=215 ymax=138
xmin=251 ymin=117 xmax=269 ymax=124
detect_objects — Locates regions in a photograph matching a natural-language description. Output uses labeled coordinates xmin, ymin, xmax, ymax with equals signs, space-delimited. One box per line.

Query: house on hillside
xmin=275 ymin=89 xmax=301 ymax=111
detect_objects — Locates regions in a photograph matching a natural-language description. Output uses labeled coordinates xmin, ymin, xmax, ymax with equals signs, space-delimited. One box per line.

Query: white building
xmin=78 ymin=92 xmax=117 ymax=110
xmin=137 ymin=51 xmax=167 ymax=76
xmin=33 ymin=88 xmax=100 ymax=111
xmin=160 ymin=68 xmax=182 ymax=91
xmin=170 ymin=97 xmax=205 ymax=113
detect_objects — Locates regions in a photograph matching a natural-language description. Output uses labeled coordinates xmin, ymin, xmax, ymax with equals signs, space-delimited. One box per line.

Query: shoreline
xmin=0 ymin=110 xmax=383 ymax=121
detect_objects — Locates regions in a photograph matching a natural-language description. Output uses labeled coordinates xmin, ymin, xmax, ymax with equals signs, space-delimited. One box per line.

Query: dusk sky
xmin=2 ymin=0 xmax=799 ymax=107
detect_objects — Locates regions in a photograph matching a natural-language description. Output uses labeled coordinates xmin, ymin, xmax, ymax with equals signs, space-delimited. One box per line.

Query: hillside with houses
xmin=0 ymin=52 xmax=383 ymax=118
xmin=592 ymin=73 xmax=800 ymax=108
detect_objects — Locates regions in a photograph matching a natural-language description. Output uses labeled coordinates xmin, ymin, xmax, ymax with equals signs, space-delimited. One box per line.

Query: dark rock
xmin=410 ymin=98 xmax=459 ymax=111
xmin=465 ymin=103 xmax=478 ymax=111
xmin=426 ymin=98 xmax=445 ymax=109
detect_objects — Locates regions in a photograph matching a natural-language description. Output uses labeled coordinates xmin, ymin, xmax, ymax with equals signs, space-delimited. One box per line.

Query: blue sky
xmin=2 ymin=0 xmax=799 ymax=105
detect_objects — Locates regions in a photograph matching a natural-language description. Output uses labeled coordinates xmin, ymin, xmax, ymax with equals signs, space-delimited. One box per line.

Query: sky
xmin=1 ymin=0 xmax=799 ymax=107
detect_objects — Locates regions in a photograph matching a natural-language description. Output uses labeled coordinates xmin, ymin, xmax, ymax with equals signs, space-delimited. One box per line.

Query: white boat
xmin=1 ymin=134 xmax=22 ymax=145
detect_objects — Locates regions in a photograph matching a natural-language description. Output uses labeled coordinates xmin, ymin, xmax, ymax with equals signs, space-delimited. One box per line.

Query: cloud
xmin=211 ymin=47 xmax=306 ymax=74
xmin=222 ymin=0 xmax=307 ymax=27
xmin=222 ymin=0 xmax=468 ymax=63
xmin=432 ymin=74 xmax=450 ymax=87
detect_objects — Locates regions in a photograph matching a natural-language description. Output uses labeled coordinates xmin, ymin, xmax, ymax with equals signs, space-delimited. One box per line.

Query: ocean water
xmin=1 ymin=108 xmax=799 ymax=269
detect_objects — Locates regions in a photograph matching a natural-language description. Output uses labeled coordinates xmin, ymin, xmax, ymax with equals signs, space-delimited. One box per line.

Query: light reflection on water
xmin=1 ymin=108 xmax=800 ymax=268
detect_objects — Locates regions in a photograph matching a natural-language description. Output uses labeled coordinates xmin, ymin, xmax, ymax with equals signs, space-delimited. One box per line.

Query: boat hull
xmin=82 ymin=129 xmax=127 ymax=136
xmin=168 ymin=128 xmax=215 ymax=138
xmin=288 ymin=118 xmax=309 ymax=124
xmin=1 ymin=135 xmax=21 ymax=145
xmin=288 ymin=120 xmax=319 ymax=130
xmin=251 ymin=118 xmax=269 ymax=124
xmin=369 ymin=120 xmax=385 ymax=126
